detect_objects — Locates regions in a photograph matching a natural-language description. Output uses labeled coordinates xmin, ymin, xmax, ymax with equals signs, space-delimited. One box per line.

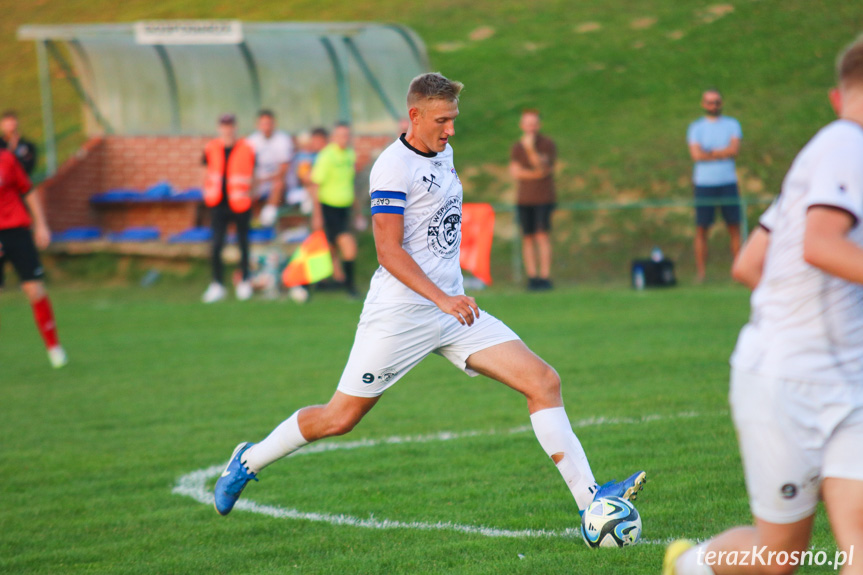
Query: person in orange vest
xmin=201 ymin=114 xmax=256 ymax=303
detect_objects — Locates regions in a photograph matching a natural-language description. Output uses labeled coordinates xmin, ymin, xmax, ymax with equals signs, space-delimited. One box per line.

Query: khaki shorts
xmin=336 ymin=303 xmax=520 ymax=398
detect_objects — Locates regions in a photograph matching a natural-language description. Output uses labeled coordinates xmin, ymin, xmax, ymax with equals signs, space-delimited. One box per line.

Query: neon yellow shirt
xmin=311 ymin=143 xmax=356 ymax=208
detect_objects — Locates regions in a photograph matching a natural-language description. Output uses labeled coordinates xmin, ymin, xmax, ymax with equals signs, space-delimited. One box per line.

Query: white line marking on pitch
xmin=173 ymin=410 xmax=726 ymax=542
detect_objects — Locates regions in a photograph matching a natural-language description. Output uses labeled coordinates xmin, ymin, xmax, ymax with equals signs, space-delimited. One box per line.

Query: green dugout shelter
xmin=18 ymin=20 xmax=429 ymax=175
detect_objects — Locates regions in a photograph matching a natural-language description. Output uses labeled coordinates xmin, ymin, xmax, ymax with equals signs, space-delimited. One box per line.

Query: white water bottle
xmin=633 ymin=264 xmax=646 ymax=290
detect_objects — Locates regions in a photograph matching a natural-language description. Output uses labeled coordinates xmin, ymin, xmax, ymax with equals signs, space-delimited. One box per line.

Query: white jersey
xmin=731 ymin=120 xmax=863 ymax=383
xmin=365 ymin=135 xmax=464 ymax=306
xmin=247 ymin=130 xmax=293 ymax=197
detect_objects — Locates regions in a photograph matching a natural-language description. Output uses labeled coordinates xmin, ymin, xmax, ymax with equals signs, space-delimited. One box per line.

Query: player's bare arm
xmin=731 ymin=225 xmax=769 ymax=289
xmin=803 ymin=206 xmax=863 ymax=284
xmin=373 ymin=211 xmax=479 ymax=326
xmin=23 ymin=187 xmax=50 ymax=250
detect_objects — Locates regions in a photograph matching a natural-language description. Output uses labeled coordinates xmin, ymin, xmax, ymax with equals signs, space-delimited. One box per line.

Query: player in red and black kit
xmin=0 ymin=148 xmax=67 ymax=368
xmin=0 ymin=110 xmax=37 ymax=176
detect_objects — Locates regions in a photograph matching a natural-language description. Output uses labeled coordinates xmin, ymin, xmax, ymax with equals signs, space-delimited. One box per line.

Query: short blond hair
xmin=407 ymin=72 xmax=464 ymax=108
xmin=838 ymin=35 xmax=863 ymax=89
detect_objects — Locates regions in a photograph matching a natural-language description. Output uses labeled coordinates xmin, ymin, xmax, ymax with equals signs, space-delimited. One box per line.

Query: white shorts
xmin=730 ymin=368 xmax=863 ymax=524
xmin=336 ymin=303 xmax=520 ymax=398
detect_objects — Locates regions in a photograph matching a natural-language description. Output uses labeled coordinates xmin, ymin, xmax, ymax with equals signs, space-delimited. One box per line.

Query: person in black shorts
xmin=309 ymin=123 xmax=360 ymax=298
xmin=0 ymin=110 xmax=38 ymax=175
xmin=686 ymin=90 xmax=743 ymax=282
xmin=0 ymin=148 xmax=67 ymax=368
xmin=509 ymin=109 xmax=557 ymax=291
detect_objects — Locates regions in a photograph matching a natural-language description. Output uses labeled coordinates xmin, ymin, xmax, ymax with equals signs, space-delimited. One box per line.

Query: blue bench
xmin=107 ymin=227 xmax=161 ymax=242
xmin=52 ymin=226 xmax=103 ymax=242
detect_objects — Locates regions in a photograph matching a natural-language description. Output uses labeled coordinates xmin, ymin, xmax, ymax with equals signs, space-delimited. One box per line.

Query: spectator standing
xmin=0 ymin=110 xmax=37 ymax=175
xmin=246 ymin=109 xmax=292 ymax=227
xmin=0 ymin=148 xmax=67 ymax=368
xmin=201 ymin=114 xmax=256 ymax=303
xmin=509 ymin=109 xmax=556 ymax=291
xmin=687 ymin=89 xmax=743 ymax=282
xmin=309 ymin=122 xmax=359 ymax=298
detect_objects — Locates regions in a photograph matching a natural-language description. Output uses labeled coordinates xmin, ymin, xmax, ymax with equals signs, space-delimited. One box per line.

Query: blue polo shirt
xmin=687 ymin=116 xmax=742 ymax=186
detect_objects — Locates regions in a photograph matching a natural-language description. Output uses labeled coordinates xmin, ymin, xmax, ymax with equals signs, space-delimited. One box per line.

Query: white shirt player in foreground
xmin=665 ymin=36 xmax=863 ymax=575
xmin=213 ymin=73 xmax=646 ymax=521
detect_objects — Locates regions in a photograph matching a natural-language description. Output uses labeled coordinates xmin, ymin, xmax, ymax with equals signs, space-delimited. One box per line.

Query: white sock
xmin=241 ymin=411 xmax=309 ymax=473
xmin=530 ymin=406 xmax=598 ymax=510
xmin=676 ymin=544 xmax=715 ymax=575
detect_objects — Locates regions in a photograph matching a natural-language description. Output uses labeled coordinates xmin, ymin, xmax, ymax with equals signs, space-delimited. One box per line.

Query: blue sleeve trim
xmin=371 ymin=190 xmax=407 ymax=200
xmin=371 ymin=205 xmax=406 ymax=215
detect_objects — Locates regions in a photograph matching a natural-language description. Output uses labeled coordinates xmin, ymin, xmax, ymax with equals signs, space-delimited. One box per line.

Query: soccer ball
xmin=288 ymin=286 xmax=309 ymax=304
xmin=580 ymin=496 xmax=642 ymax=548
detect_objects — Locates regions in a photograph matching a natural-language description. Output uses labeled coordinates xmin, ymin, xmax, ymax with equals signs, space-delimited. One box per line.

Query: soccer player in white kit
xmin=214 ymin=73 xmax=646 ymax=519
xmin=665 ymin=36 xmax=863 ymax=575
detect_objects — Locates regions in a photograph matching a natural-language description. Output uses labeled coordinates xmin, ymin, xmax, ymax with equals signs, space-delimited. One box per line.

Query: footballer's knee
xmin=754 ymin=531 xmax=810 ymax=575
xmin=527 ymin=363 xmax=561 ymax=406
xmin=541 ymin=364 xmax=561 ymax=396
xmin=322 ymin=405 xmax=365 ymax=437
xmin=327 ymin=418 xmax=358 ymax=437
xmin=21 ymin=280 xmax=46 ymax=302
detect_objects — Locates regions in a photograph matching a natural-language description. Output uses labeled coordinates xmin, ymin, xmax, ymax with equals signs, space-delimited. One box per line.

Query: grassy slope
xmin=1 ymin=284 xmax=840 ymax=574
xmin=2 ymin=0 xmax=862 ymax=282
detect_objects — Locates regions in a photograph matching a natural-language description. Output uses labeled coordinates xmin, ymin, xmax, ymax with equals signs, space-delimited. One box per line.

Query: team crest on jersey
xmin=427 ymin=197 xmax=462 ymax=259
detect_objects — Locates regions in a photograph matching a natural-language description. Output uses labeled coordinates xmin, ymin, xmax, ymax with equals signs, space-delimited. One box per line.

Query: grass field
xmin=0 ymin=283 xmax=844 ymax=574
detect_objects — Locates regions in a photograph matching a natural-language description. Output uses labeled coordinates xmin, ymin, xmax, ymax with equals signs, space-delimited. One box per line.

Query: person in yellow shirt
xmin=310 ymin=122 xmax=359 ymax=297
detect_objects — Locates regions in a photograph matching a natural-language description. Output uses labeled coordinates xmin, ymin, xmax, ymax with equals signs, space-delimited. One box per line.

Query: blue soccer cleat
xmin=594 ymin=470 xmax=647 ymax=503
xmin=214 ymin=442 xmax=258 ymax=516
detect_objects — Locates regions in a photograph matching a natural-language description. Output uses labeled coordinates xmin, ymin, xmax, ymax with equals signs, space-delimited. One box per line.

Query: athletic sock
xmin=530 ymin=406 xmax=599 ymax=510
xmin=241 ymin=411 xmax=309 ymax=473
xmin=31 ymin=296 xmax=60 ymax=350
xmin=676 ymin=544 xmax=715 ymax=575
xmin=343 ymin=260 xmax=355 ymax=290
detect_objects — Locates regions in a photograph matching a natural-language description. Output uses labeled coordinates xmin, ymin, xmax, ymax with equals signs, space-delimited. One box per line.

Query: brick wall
xmin=40 ymin=134 xmax=397 ymax=235
xmin=40 ymin=138 xmax=105 ymax=233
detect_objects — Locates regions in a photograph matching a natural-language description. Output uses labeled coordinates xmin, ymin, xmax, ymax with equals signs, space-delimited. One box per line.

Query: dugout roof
xmin=19 ymin=21 xmax=429 ymax=172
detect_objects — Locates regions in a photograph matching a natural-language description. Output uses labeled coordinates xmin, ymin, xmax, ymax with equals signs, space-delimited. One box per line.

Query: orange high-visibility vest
xmin=204 ymin=138 xmax=255 ymax=213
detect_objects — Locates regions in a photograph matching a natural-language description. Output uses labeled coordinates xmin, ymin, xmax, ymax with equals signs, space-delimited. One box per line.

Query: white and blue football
xmin=580 ymin=496 xmax=642 ymax=548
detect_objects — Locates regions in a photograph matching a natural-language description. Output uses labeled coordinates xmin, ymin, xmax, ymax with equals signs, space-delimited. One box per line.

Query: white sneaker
xmin=202 ymin=282 xmax=227 ymax=303
xmin=236 ymin=280 xmax=253 ymax=301
xmin=48 ymin=346 xmax=68 ymax=369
